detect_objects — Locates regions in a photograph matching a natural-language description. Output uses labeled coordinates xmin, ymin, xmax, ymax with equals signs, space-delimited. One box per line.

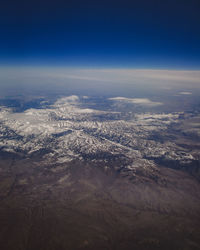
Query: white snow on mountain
xmin=0 ymin=96 xmax=198 ymax=171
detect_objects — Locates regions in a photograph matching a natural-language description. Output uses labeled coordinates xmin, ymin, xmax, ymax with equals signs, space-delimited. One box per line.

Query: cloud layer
xmin=0 ymin=67 xmax=199 ymax=96
xmin=109 ymin=97 xmax=163 ymax=107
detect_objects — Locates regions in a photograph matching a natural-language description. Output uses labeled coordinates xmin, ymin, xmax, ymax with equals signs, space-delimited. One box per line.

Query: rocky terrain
xmin=0 ymin=95 xmax=200 ymax=250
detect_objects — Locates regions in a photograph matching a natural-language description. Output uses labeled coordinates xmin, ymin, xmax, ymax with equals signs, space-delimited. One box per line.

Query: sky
xmin=0 ymin=0 xmax=200 ymax=68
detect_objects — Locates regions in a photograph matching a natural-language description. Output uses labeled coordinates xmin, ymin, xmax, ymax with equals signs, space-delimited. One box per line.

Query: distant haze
xmin=0 ymin=67 xmax=200 ymax=97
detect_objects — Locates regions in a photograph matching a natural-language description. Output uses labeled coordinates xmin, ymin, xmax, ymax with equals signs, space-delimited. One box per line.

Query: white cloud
xmin=178 ymin=91 xmax=192 ymax=95
xmin=55 ymin=95 xmax=79 ymax=105
xmin=108 ymin=97 xmax=163 ymax=107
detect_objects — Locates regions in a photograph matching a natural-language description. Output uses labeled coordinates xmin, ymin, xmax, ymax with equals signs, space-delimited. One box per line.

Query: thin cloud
xmin=0 ymin=67 xmax=200 ymax=97
xmin=178 ymin=91 xmax=192 ymax=95
xmin=109 ymin=97 xmax=163 ymax=107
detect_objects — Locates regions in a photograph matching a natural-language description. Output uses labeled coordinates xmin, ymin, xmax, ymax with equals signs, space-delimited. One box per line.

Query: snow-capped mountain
xmin=0 ymin=95 xmax=199 ymax=179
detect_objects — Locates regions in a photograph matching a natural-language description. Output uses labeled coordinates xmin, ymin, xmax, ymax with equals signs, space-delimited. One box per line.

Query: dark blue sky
xmin=1 ymin=0 xmax=200 ymax=68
